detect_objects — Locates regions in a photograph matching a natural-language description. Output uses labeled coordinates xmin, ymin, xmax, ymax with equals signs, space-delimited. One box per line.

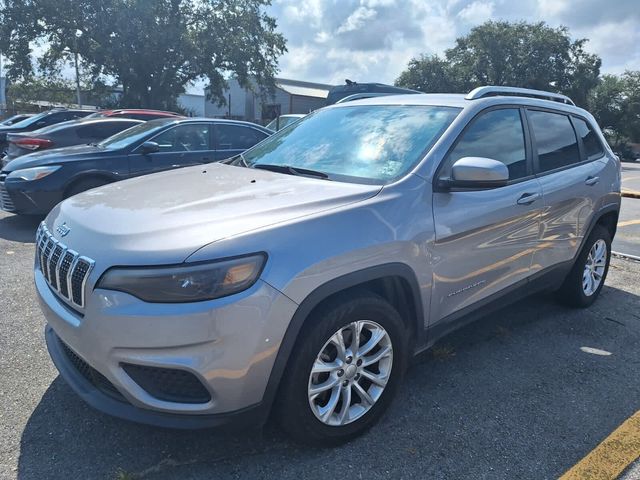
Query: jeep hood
xmin=46 ymin=163 xmax=381 ymax=265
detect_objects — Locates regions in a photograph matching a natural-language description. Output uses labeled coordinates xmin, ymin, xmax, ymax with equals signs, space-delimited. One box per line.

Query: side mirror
xmin=444 ymin=157 xmax=509 ymax=189
xmin=140 ymin=141 xmax=160 ymax=154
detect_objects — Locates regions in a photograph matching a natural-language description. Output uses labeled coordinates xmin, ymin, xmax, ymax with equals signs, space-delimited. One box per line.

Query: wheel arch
xmin=579 ymin=204 xmax=619 ymax=258
xmin=63 ymin=172 xmax=118 ymax=198
xmin=261 ymin=263 xmax=424 ymax=416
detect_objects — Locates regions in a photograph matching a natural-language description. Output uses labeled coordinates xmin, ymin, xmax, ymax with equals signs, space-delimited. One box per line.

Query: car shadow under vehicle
xmin=17 ymin=285 xmax=640 ymax=480
xmin=0 ymin=214 xmax=42 ymax=244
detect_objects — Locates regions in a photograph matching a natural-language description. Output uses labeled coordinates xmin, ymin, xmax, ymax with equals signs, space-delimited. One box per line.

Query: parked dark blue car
xmin=0 ymin=118 xmax=272 ymax=215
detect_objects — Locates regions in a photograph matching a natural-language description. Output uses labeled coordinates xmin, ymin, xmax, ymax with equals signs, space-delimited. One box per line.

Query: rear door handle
xmin=517 ymin=192 xmax=540 ymax=205
xmin=585 ymin=176 xmax=599 ymax=186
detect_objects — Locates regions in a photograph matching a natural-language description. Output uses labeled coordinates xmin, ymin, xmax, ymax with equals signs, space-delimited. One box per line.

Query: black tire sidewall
xmin=561 ymin=225 xmax=611 ymax=307
xmin=277 ymin=293 xmax=408 ymax=445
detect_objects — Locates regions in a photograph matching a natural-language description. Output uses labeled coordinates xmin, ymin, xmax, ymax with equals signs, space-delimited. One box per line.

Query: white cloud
xmin=457 ymin=1 xmax=495 ymax=23
xmin=337 ymin=6 xmax=378 ymax=34
xmin=270 ymin=0 xmax=640 ymax=86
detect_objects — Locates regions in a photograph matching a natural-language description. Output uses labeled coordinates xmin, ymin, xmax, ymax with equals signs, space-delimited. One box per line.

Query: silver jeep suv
xmin=35 ymin=86 xmax=621 ymax=444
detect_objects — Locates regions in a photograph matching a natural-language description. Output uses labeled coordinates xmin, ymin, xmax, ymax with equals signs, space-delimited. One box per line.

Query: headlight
xmin=97 ymin=253 xmax=267 ymax=303
xmin=7 ymin=165 xmax=61 ymax=181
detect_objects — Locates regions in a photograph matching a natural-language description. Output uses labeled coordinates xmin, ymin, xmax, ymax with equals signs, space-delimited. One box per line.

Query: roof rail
xmin=465 ymin=86 xmax=575 ymax=106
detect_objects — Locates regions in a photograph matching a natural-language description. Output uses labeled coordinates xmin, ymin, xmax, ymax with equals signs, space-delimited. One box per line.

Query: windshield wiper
xmin=222 ymin=153 xmax=248 ymax=167
xmin=253 ymin=164 xmax=329 ymax=179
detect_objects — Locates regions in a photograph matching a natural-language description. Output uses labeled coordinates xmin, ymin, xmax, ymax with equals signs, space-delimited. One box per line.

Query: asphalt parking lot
xmin=1 ymin=209 xmax=639 ymax=480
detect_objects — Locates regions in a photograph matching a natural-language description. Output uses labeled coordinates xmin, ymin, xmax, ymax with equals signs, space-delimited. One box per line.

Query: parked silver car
xmin=35 ymin=86 xmax=621 ymax=444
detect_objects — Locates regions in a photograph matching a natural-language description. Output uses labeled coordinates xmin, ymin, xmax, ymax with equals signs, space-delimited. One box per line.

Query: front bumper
xmin=0 ymin=175 xmax=62 ymax=215
xmin=36 ymin=267 xmax=299 ymax=428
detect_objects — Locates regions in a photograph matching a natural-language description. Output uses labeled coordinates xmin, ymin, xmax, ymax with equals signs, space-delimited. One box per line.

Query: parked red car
xmin=85 ymin=109 xmax=183 ymax=121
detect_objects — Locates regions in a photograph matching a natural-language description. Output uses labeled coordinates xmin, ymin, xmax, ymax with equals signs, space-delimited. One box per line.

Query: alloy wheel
xmin=582 ymin=239 xmax=607 ymax=296
xmin=307 ymin=320 xmax=393 ymax=426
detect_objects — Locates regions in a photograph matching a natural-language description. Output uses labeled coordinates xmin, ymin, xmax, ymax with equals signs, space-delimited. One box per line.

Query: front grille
xmin=0 ymin=173 xmax=16 ymax=212
xmin=122 ymin=363 xmax=212 ymax=404
xmin=36 ymin=222 xmax=94 ymax=309
xmin=58 ymin=335 xmax=126 ymax=402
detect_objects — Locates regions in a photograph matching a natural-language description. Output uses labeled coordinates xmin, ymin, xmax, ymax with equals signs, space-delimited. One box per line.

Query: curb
xmin=612 ymin=251 xmax=640 ymax=262
xmin=622 ymin=190 xmax=640 ymax=199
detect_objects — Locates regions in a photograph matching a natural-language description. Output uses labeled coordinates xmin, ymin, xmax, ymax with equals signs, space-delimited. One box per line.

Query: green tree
xmin=589 ymin=71 xmax=640 ymax=148
xmin=396 ymin=21 xmax=601 ymax=107
xmin=0 ymin=0 xmax=286 ymax=110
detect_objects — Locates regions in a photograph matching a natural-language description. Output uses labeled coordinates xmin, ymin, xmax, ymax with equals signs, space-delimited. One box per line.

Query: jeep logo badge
xmin=56 ymin=223 xmax=71 ymax=237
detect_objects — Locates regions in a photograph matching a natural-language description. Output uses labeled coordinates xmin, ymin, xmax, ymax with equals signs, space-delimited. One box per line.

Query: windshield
xmin=97 ymin=120 xmax=170 ymax=149
xmin=6 ymin=111 xmax=50 ymax=129
xmin=243 ymin=105 xmax=460 ymax=183
xmin=85 ymin=112 xmax=108 ymax=119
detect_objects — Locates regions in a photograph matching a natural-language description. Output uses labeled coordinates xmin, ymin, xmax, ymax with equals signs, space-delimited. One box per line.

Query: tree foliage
xmin=396 ymin=21 xmax=601 ymax=107
xmin=0 ymin=0 xmax=287 ymax=110
xmin=588 ymin=71 xmax=640 ymax=147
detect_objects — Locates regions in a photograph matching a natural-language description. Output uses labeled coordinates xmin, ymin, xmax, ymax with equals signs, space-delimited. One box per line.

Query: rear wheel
xmin=557 ymin=225 xmax=611 ymax=308
xmin=64 ymin=178 xmax=109 ymax=198
xmin=277 ymin=293 xmax=408 ymax=445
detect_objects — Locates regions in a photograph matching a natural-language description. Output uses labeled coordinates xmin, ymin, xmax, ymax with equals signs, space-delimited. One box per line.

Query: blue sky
xmin=267 ymin=0 xmax=640 ymax=85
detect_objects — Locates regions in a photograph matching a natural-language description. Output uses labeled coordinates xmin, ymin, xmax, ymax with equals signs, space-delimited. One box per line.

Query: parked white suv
xmin=35 ymin=86 xmax=621 ymax=444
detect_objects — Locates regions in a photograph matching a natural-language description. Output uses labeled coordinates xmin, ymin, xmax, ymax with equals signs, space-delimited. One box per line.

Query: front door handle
xmin=517 ymin=192 xmax=541 ymax=205
xmin=585 ymin=176 xmax=600 ymax=186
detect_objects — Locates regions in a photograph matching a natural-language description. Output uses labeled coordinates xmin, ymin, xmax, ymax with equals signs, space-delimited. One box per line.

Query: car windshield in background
xmin=97 ymin=120 xmax=170 ymax=149
xmin=6 ymin=111 xmax=50 ymax=129
xmin=244 ymin=105 xmax=460 ymax=183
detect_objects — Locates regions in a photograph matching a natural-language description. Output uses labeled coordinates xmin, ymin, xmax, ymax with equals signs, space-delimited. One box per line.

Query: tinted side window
xmin=528 ymin=111 xmax=580 ymax=172
xmin=445 ymin=108 xmax=527 ymax=180
xmin=151 ymin=124 xmax=211 ymax=152
xmin=215 ymin=125 xmax=267 ymax=150
xmin=573 ymin=117 xmax=604 ymax=160
xmin=77 ymin=122 xmax=136 ymax=139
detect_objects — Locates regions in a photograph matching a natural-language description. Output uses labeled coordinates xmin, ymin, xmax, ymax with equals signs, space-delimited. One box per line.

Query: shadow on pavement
xmin=0 ymin=214 xmax=43 ymax=244
xmin=17 ymin=285 xmax=640 ymax=480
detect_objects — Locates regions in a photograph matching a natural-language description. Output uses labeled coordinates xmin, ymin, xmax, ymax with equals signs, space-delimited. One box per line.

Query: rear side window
xmin=573 ymin=118 xmax=604 ymax=160
xmin=528 ymin=110 xmax=580 ymax=172
xmin=215 ymin=125 xmax=268 ymax=150
xmin=444 ymin=108 xmax=528 ymax=180
xmin=77 ymin=122 xmax=137 ymax=139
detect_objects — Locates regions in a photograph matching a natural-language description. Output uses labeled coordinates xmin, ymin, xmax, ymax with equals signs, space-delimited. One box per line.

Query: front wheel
xmin=276 ymin=293 xmax=408 ymax=445
xmin=557 ymin=225 xmax=611 ymax=308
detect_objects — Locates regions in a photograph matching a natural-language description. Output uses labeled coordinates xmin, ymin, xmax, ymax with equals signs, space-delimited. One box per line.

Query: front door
xmin=129 ymin=123 xmax=213 ymax=176
xmin=430 ymin=107 xmax=542 ymax=325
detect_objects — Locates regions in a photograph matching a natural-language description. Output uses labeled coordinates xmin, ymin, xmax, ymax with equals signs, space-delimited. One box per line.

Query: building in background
xmin=205 ymin=78 xmax=331 ymax=124
xmin=177 ymin=93 xmax=205 ymax=116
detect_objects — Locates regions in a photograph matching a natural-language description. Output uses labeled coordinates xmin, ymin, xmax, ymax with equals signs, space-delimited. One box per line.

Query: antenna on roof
xmin=345 ymin=79 xmax=356 ymax=86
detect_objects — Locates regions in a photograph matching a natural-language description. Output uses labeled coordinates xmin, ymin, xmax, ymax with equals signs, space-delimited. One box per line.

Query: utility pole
xmin=0 ymin=54 xmax=5 ymax=115
xmin=74 ymin=30 xmax=82 ymax=107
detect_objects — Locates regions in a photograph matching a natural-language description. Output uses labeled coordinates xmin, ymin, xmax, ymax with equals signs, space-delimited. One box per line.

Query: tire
xmin=276 ymin=292 xmax=409 ymax=446
xmin=64 ymin=178 xmax=109 ymax=199
xmin=557 ymin=224 xmax=611 ymax=308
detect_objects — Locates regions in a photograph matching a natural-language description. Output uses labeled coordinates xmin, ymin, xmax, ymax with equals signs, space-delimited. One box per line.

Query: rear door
xmin=75 ymin=121 xmax=140 ymax=146
xmin=128 ymin=123 xmax=213 ymax=176
xmin=526 ymin=109 xmax=605 ymax=273
xmin=431 ymin=107 xmax=542 ymax=323
xmin=213 ymin=124 xmax=269 ymax=160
